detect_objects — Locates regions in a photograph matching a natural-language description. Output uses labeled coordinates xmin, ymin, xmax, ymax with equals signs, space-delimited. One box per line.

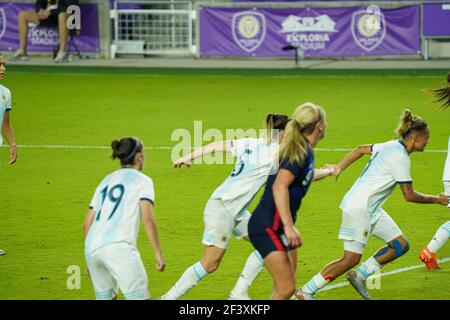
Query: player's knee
xmin=201 ymin=259 xmax=220 ymax=273
xmin=278 ymin=283 xmax=296 ymax=298
xmin=392 ymin=238 xmax=409 ymax=257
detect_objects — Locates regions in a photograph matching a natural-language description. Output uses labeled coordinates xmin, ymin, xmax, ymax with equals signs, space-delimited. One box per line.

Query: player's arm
xmin=173 ymin=140 xmax=232 ymax=168
xmin=334 ymin=144 xmax=372 ymax=178
xmin=140 ymin=200 xmax=165 ymax=272
xmin=313 ymin=166 xmax=336 ymax=181
xmin=83 ymin=208 xmax=95 ymax=238
xmin=399 ymin=183 xmax=449 ymax=206
xmin=2 ymin=111 xmax=17 ymax=164
xmin=272 ymin=169 xmax=302 ymax=248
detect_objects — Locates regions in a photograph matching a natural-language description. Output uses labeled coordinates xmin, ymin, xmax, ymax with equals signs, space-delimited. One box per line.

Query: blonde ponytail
xmin=394 ymin=109 xmax=428 ymax=139
xmin=279 ymin=102 xmax=326 ymax=165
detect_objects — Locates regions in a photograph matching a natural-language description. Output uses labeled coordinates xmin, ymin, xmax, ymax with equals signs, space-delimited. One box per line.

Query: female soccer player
xmin=161 ymin=114 xmax=291 ymax=300
xmin=248 ymin=103 xmax=331 ymax=300
xmin=83 ymin=137 xmax=165 ymax=300
xmin=419 ymin=72 xmax=450 ymax=270
xmin=296 ymin=109 xmax=449 ymax=300
xmin=0 ymin=53 xmax=18 ymax=256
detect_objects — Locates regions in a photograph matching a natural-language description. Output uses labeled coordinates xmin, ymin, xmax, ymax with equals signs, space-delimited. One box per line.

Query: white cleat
xmin=0 ymin=249 xmax=6 ymax=255
xmin=346 ymin=271 xmax=371 ymax=300
xmin=294 ymin=289 xmax=316 ymax=300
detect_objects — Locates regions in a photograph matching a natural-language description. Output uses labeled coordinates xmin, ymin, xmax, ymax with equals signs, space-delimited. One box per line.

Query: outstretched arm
xmin=313 ymin=166 xmax=336 ymax=181
xmin=173 ymin=140 xmax=232 ymax=168
xmin=2 ymin=111 xmax=17 ymax=164
xmin=334 ymin=144 xmax=372 ymax=178
xmin=140 ymin=200 xmax=165 ymax=272
xmin=399 ymin=183 xmax=449 ymax=206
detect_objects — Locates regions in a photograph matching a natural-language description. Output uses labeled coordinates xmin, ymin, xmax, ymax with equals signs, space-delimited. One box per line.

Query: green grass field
xmin=0 ymin=66 xmax=449 ymax=300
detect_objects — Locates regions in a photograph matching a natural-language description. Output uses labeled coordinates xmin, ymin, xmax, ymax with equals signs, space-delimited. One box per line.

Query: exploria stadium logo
xmin=0 ymin=8 xmax=6 ymax=40
xmin=351 ymin=5 xmax=386 ymax=52
xmin=232 ymin=11 xmax=266 ymax=53
xmin=280 ymin=14 xmax=338 ymax=50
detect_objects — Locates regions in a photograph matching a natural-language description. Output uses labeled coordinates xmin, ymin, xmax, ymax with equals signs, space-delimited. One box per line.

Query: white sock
xmin=302 ymin=273 xmax=329 ymax=295
xmin=163 ymin=262 xmax=208 ymax=300
xmin=230 ymin=250 xmax=264 ymax=298
xmin=356 ymin=257 xmax=382 ymax=280
xmin=427 ymin=221 xmax=450 ymax=253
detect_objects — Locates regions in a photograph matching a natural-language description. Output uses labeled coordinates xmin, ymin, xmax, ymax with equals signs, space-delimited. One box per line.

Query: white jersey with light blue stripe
xmin=211 ymin=138 xmax=279 ymax=219
xmin=443 ymin=136 xmax=450 ymax=182
xmin=0 ymin=84 xmax=12 ymax=146
xmin=85 ymin=168 xmax=155 ymax=258
xmin=340 ymin=140 xmax=412 ymax=223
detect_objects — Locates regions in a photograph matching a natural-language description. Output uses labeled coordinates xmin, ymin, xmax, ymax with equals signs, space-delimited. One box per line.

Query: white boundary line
xmin=0 ymin=144 xmax=447 ymax=153
xmin=321 ymin=256 xmax=450 ymax=291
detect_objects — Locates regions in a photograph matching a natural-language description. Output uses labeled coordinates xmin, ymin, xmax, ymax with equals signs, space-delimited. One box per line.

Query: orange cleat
xmin=419 ymin=246 xmax=440 ymax=270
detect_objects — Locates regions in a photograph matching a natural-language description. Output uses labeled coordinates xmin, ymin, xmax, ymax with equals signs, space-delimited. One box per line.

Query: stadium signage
xmin=199 ymin=5 xmax=420 ymax=57
xmin=232 ymin=11 xmax=267 ymax=53
xmin=0 ymin=3 xmax=100 ymax=53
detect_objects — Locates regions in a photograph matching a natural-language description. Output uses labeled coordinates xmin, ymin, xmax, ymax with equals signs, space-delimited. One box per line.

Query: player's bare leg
xmin=264 ymin=251 xmax=296 ymax=300
xmin=296 ymin=250 xmax=361 ymax=300
xmin=347 ymin=235 xmax=409 ymax=300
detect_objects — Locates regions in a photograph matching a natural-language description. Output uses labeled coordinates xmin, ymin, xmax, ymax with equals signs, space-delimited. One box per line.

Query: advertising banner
xmin=199 ymin=5 xmax=420 ymax=57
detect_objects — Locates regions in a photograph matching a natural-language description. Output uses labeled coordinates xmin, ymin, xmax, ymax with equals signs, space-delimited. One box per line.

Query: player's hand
xmin=437 ymin=193 xmax=450 ymax=206
xmin=322 ymin=164 xmax=338 ymax=176
xmin=9 ymin=144 xmax=16 ymax=165
xmin=172 ymin=157 xmax=191 ymax=169
xmin=285 ymin=225 xmax=302 ymax=249
xmin=156 ymin=255 xmax=165 ymax=272
xmin=38 ymin=9 xmax=50 ymax=20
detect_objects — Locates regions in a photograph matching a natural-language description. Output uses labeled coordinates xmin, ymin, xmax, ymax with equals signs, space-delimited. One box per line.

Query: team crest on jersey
xmin=232 ymin=11 xmax=266 ymax=53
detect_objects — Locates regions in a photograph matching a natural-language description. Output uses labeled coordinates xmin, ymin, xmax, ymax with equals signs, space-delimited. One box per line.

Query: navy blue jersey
xmin=251 ymin=148 xmax=314 ymax=231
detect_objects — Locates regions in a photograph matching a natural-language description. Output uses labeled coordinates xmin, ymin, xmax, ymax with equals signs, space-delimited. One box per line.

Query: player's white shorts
xmin=444 ymin=181 xmax=450 ymax=208
xmin=338 ymin=209 xmax=403 ymax=254
xmin=202 ymin=198 xmax=250 ymax=249
xmin=86 ymin=242 xmax=149 ymax=300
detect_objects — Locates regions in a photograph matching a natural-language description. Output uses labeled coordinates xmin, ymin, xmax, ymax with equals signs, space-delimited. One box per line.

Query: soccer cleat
xmin=0 ymin=249 xmax=6 ymax=255
xmin=418 ymin=246 xmax=440 ymax=270
xmin=294 ymin=289 xmax=316 ymax=300
xmin=346 ymin=271 xmax=371 ymax=300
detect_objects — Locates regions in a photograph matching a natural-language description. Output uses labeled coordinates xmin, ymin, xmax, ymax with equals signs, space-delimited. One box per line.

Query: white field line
xmin=321 ymin=256 xmax=450 ymax=291
xmin=0 ymin=144 xmax=447 ymax=153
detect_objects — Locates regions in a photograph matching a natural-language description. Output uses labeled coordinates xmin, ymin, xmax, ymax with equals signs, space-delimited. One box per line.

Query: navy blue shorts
xmin=248 ymin=217 xmax=289 ymax=259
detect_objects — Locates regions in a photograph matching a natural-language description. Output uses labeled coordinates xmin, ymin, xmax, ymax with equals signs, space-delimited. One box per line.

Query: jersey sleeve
xmin=5 ymin=91 xmax=11 ymax=111
xmin=391 ymin=152 xmax=412 ymax=184
xmin=371 ymin=143 xmax=382 ymax=153
xmin=279 ymin=157 xmax=302 ymax=178
xmin=139 ymin=177 xmax=155 ymax=205
xmin=230 ymin=138 xmax=249 ymax=157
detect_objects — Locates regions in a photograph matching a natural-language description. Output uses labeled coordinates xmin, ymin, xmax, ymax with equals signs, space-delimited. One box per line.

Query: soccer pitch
xmin=0 ymin=66 xmax=448 ymax=300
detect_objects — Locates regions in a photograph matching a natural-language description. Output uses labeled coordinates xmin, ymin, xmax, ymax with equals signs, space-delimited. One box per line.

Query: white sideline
xmin=0 ymin=144 xmax=447 ymax=153
xmin=321 ymin=256 xmax=450 ymax=292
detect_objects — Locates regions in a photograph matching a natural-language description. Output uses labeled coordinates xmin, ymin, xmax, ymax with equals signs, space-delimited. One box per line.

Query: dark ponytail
xmin=111 ymin=137 xmax=143 ymax=165
xmin=430 ymin=72 xmax=450 ymax=109
xmin=265 ymin=113 xmax=290 ymax=141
